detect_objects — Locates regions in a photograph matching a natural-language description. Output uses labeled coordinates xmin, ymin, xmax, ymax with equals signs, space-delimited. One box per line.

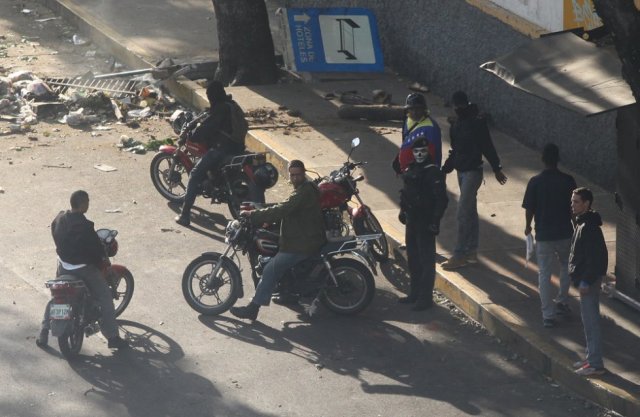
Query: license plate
xmin=49 ymin=304 xmax=71 ymax=320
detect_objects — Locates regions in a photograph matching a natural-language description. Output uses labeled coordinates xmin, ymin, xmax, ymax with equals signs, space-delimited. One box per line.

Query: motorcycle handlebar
xmin=344 ymin=161 xmax=365 ymax=171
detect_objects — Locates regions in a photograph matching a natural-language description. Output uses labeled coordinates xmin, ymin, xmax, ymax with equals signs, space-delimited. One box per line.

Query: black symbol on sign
xmin=337 ymin=18 xmax=360 ymax=60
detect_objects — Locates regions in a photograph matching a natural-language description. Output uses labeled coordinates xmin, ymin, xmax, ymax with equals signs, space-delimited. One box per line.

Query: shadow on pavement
xmin=197 ymin=302 xmax=595 ymax=416
xmin=165 ymin=201 xmax=228 ymax=242
xmin=68 ymin=320 xmax=275 ymax=417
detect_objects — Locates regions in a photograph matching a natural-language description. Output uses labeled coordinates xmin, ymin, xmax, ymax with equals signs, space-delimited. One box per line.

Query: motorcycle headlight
xmin=225 ymin=220 xmax=242 ymax=242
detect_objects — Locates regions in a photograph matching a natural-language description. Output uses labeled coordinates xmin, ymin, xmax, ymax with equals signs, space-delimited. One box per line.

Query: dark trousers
xmin=182 ymin=148 xmax=225 ymax=214
xmin=405 ymin=222 xmax=437 ymax=303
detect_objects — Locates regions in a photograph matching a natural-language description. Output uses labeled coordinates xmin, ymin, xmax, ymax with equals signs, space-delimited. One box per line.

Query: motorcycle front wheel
xmin=58 ymin=311 xmax=84 ymax=359
xmin=150 ymin=152 xmax=187 ymax=203
xmin=182 ymin=253 xmax=242 ymax=315
xmin=109 ymin=269 xmax=134 ymax=317
xmin=321 ymin=258 xmax=375 ymax=315
xmin=353 ymin=209 xmax=389 ymax=262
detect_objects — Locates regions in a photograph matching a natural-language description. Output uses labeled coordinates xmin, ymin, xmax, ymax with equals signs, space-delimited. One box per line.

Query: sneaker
xmin=466 ymin=252 xmax=478 ymax=264
xmin=572 ymin=359 xmax=587 ymax=369
xmin=398 ymin=295 xmax=417 ymax=304
xmin=441 ymin=256 xmax=468 ymax=270
xmin=107 ymin=336 xmax=129 ymax=350
xmin=575 ymin=364 xmax=605 ymax=376
xmin=35 ymin=329 xmax=48 ymax=348
xmin=230 ymin=303 xmax=259 ymax=321
xmin=543 ymin=318 xmax=557 ymax=328
xmin=556 ymin=302 xmax=571 ymax=316
xmin=174 ymin=214 xmax=190 ymax=227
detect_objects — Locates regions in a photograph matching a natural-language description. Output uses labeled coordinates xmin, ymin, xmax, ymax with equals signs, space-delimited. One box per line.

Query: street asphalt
xmin=2 ymin=0 xmax=639 ymax=415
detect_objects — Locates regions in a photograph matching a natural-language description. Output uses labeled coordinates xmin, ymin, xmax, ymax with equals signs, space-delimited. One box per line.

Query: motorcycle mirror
xmin=347 ymin=137 xmax=360 ymax=161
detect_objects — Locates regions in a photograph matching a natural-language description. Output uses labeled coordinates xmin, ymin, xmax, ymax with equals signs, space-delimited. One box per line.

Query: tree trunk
xmin=211 ymin=0 xmax=278 ymax=86
xmin=592 ymin=0 xmax=640 ymax=105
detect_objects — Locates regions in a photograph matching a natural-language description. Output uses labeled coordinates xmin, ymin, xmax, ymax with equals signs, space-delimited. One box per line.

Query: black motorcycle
xmin=181 ymin=215 xmax=378 ymax=317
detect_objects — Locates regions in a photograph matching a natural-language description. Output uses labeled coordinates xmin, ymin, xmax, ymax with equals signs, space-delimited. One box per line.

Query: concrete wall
xmin=279 ymin=0 xmax=617 ymax=188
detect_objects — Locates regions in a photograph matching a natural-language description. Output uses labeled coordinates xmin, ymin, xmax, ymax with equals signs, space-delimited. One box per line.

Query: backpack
xmin=224 ymin=100 xmax=249 ymax=147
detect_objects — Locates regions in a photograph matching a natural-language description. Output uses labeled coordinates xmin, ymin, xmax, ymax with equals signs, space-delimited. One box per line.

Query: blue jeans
xmin=454 ymin=169 xmax=483 ymax=257
xmin=182 ymin=148 xmax=225 ymax=214
xmin=536 ymin=239 xmax=571 ymax=319
xmin=252 ymin=252 xmax=309 ymax=306
xmin=580 ymin=279 xmax=603 ymax=369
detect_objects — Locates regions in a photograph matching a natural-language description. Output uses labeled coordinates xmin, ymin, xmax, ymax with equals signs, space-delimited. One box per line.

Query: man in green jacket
xmin=231 ymin=159 xmax=326 ymax=321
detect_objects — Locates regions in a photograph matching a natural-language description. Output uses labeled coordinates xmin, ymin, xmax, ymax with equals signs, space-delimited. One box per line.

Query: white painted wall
xmin=490 ymin=0 xmax=564 ymax=31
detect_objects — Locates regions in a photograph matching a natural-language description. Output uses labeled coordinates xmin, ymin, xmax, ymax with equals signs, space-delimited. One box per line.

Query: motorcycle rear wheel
xmin=150 ymin=152 xmax=187 ymax=203
xmin=58 ymin=313 xmax=84 ymax=359
xmin=182 ymin=253 xmax=242 ymax=315
xmin=321 ymin=258 xmax=375 ymax=315
xmin=353 ymin=210 xmax=389 ymax=262
xmin=109 ymin=269 xmax=134 ymax=317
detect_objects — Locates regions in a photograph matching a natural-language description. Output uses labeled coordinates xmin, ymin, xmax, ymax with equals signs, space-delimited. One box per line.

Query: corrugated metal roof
xmin=480 ymin=32 xmax=636 ymax=116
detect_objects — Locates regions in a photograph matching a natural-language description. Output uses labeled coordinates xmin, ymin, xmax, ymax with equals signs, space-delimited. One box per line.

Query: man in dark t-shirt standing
xmin=522 ymin=144 xmax=577 ymax=328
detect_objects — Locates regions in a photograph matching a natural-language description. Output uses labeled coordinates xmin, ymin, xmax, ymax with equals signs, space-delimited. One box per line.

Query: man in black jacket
xmin=398 ymin=139 xmax=448 ymax=311
xmin=523 ymin=144 xmax=577 ymax=328
xmin=175 ymin=81 xmax=244 ymax=226
xmin=441 ymin=91 xmax=507 ymax=270
xmin=37 ymin=190 xmax=128 ymax=350
xmin=569 ymin=187 xmax=608 ymax=377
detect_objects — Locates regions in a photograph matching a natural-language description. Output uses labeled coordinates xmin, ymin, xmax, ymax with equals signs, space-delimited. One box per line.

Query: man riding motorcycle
xmin=36 ymin=190 xmax=128 ymax=350
xmin=230 ymin=160 xmax=326 ymax=321
xmin=175 ymin=81 xmax=245 ymax=226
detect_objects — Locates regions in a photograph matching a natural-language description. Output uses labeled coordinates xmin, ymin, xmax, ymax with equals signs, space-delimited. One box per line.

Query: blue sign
xmin=285 ymin=8 xmax=384 ymax=72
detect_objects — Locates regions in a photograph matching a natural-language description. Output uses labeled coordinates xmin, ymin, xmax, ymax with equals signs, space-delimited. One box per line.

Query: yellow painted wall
xmin=563 ymin=0 xmax=603 ymax=30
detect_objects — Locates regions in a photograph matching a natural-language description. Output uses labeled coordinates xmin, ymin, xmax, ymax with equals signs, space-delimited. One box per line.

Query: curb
xmin=38 ymin=1 xmax=640 ymax=415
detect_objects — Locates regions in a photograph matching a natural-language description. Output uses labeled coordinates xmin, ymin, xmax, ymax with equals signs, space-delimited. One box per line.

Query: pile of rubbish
xmin=0 ymin=69 xmax=177 ymax=134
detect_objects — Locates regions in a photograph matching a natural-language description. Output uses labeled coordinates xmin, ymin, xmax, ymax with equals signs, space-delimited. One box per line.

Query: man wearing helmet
xmin=175 ymin=81 xmax=245 ymax=226
xmin=230 ymin=160 xmax=326 ymax=321
xmin=36 ymin=190 xmax=128 ymax=350
xmin=398 ymin=140 xmax=449 ymax=311
xmin=393 ymin=92 xmax=442 ymax=174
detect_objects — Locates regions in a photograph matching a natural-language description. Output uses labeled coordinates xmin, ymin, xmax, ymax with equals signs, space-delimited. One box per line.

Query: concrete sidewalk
xmin=33 ymin=0 xmax=640 ymax=415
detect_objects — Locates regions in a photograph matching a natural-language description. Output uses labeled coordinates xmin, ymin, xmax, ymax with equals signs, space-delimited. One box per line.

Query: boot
xmin=272 ymin=293 xmax=299 ymax=306
xmin=35 ymin=328 xmax=49 ymax=348
xmin=230 ymin=302 xmax=260 ymax=321
xmin=412 ymin=299 xmax=434 ymax=311
xmin=175 ymin=214 xmax=190 ymax=227
xmin=398 ymin=295 xmax=417 ymax=304
xmin=108 ymin=336 xmax=130 ymax=350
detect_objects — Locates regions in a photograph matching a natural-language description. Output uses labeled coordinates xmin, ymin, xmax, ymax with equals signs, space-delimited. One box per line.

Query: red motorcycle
xmin=315 ymin=137 xmax=389 ymax=262
xmin=149 ymin=110 xmax=278 ymax=218
xmin=43 ymin=228 xmax=134 ymax=359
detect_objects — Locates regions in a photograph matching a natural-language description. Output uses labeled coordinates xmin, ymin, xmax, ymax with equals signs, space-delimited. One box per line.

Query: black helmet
xmin=253 ymin=163 xmax=279 ymax=189
xmin=404 ymin=93 xmax=427 ymax=109
xmin=169 ymin=110 xmax=193 ymax=134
